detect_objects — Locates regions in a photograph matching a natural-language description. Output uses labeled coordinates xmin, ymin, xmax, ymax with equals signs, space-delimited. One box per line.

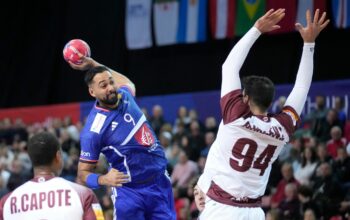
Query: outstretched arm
xmin=69 ymin=55 xmax=136 ymax=95
xmin=284 ymin=9 xmax=329 ymax=115
xmin=221 ymin=9 xmax=285 ymax=97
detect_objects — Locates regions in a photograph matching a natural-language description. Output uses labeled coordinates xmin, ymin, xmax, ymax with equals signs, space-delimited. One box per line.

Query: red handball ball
xmin=63 ymin=39 xmax=91 ymax=65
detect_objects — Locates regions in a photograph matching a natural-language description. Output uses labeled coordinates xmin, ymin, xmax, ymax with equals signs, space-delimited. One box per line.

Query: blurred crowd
xmin=0 ymin=95 xmax=349 ymax=220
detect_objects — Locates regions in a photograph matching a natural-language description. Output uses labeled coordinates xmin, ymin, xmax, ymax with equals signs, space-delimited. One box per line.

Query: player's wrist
xmin=86 ymin=173 xmax=101 ymax=189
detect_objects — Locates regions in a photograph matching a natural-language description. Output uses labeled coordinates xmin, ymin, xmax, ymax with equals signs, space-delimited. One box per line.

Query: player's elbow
xmin=77 ymin=169 xmax=86 ymax=185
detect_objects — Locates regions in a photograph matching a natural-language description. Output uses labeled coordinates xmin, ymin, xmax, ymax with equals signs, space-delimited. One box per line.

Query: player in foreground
xmin=197 ymin=8 xmax=329 ymax=220
xmin=0 ymin=132 xmax=104 ymax=220
xmin=68 ymin=56 xmax=176 ymax=219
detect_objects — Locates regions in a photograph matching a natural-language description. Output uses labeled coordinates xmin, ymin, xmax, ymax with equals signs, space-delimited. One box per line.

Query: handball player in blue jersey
xmin=68 ymin=56 xmax=176 ymax=220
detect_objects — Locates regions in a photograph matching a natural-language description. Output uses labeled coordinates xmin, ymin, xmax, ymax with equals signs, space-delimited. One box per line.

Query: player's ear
xmin=54 ymin=150 xmax=64 ymax=175
xmin=243 ymin=94 xmax=249 ymax=104
xmin=89 ymin=87 xmax=96 ymax=98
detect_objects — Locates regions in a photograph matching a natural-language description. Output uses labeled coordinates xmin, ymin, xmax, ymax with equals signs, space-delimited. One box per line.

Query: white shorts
xmin=198 ymin=197 xmax=265 ymax=220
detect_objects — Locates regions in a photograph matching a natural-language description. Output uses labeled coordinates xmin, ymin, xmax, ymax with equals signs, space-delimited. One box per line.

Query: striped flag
xmin=153 ymin=0 xmax=179 ymax=46
xmin=125 ymin=0 xmax=152 ymax=49
xmin=235 ymin=0 xmax=266 ymax=36
xmin=209 ymin=0 xmax=236 ymax=39
xmin=296 ymin=0 xmax=326 ymax=27
xmin=332 ymin=0 xmax=350 ymax=28
xmin=266 ymin=0 xmax=297 ymax=34
xmin=177 ymin=0 xmax=208 ymax=43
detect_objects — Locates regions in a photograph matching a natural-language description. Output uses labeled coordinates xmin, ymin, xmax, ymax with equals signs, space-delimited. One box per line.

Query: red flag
xmin=266 ymin=0 xmax=297 ymax=34
xmin=209 ymin=0 xmax=236 ymax=39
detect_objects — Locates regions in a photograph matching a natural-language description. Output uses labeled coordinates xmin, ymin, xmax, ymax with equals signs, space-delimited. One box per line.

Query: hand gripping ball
xmin=63 ymin=39 xmax=91 ymax=65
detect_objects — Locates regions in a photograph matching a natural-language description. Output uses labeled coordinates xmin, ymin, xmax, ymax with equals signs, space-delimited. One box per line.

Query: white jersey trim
xmin=121 ymin=114 xmax=146 ymax=145
xmin=101 ymin=146 xmax=132 ymax=182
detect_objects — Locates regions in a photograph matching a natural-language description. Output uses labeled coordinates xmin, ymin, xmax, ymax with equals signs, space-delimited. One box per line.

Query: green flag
xmin=235 ymin=0 xmax=266 ymax=36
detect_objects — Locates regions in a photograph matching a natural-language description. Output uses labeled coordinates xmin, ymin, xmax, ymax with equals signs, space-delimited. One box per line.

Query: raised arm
xmin=284 ymin=9 xmax=329 ymax=115
xmin=69 ymin=55 xmax=136 ymax=95
xmin=221 ymin=9 xmax=285 ymax=97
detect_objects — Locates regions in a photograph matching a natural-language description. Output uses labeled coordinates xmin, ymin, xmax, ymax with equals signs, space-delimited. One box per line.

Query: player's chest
xmin=102 ymin=106 xmax=145 ymax=144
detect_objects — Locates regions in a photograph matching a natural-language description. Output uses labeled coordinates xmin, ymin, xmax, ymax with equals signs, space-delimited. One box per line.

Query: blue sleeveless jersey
xmin=79 ymin=86 xmax=167 ymax=185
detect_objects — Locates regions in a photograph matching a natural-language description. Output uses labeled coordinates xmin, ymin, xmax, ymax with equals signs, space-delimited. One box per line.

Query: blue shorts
xmin=112 ymin=172 xmax=176 ymax=220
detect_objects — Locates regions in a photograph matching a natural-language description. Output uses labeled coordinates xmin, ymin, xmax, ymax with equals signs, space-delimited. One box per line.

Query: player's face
xmin=194 ymin=185 xmax=205 ymax=211
xmin=89 ymin=71 xmax=118 ymax=106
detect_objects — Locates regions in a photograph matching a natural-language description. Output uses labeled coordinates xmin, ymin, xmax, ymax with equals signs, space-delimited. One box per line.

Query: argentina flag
xmin=177 ymin=0 xmax=208 ymax=43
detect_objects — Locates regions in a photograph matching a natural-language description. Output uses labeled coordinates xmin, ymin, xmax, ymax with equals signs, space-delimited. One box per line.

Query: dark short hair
xmin=27 ymin=132 xmax=60 ymax=167
xmin=242 ymin=75 xmax=275 ymax=112
xmin=85 ymin=65 xmax=110 ymax=86
xmin=298 ymin=185 xmax=313 ymax=198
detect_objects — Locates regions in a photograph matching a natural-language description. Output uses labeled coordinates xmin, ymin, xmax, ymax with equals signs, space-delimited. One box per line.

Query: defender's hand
xmin=99 ymin=168 xmax=130 ymax=187
xmin=295 ymin=9 xmax=330 ymax=43
xmin=254 ymin=8 xmax=285 ymax=33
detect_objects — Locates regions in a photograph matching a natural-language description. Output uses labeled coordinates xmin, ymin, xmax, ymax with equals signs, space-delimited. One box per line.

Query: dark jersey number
xmin=229 ymin=138 xmax=277 ymax=176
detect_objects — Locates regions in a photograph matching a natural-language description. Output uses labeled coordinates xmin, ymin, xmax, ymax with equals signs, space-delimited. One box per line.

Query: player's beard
xmin=101 ymin=91 xmax=119 ymax=106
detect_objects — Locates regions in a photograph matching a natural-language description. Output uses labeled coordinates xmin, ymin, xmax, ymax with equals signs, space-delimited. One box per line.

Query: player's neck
xmin=34 ymin=167 xmax=57 ymax=177
xmin=250 ymin=107 xmax=267 ymax=116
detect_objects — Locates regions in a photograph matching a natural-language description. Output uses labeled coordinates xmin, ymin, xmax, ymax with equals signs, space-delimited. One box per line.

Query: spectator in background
xmin=60 ymin=128 xmax=79 ymax=153
xmin=0 ymin=143 xmax=14 ymax=170
xmin=265 ymin=208 xmax=280 ymax=220
xmin=312 ymin=162 xmax=343 ymax=219
xmin=334 ymin=96 xmax=347 ymax=128
xmin=332 ymin=147 xmax=350 ymax=188
xmin=200 ymin=131 xmax=215 ymax=158
xmin=173 ymin=186 xmax=190 ymax=220
xmin=149 ymin=104 xmax=166 ymax=136
xmin=141 ymin=107 xmax=150 ymax=120
xmin=173 ymin=121 xmax=188 ymax=144
xmin=174 ymin=106 xmax=191 ymax=131
xmin=313 ymin=109 xmax=342 ymax=142
xmin=7 ymin=157 xmax=32 ymax=191
xmin=278 ymin=183 xmax=300 ymax=220
xmin=188 ymin=109 xmax=204 ymax=131
xmin=188 ymin=121 xmax=205 ymax=161
xmin=303 ymin=208 xmax=317 ymax=220
xmin=327 ymin=126 xmax=347 ymax=159
xmin=338 ymin=188 xmax=350 ymax=218
xmin=271 ymin=162 xmax=300 ymax=208
xmin=159 ymin=131 xmax=175 ymax=174
xmin=310 ymin=142 xmax=333 ymax=184
xmin=294 ymin=147 xmax=318 ymax=186
xmin=0 ymin=163 xmax=10 ymax=197
xmin=273 ymin=96 xmax=287 ymax=114
xmin=204 ymin=116 xmax=218 ymax=133
xmin=171 ymin=150 xmax=198 ymax=188
xmin=63 ymin=116 xmax=80 ymax=142
xmin=297 ymin=185 xmax=320 ymax=219
xmin=305 ymin=95 xmax=329 ymax=127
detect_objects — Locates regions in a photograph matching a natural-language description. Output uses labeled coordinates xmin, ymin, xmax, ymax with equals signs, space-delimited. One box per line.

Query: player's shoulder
xmin=0 ymin=191 xmax=13 ymax=205
xmin=81 ymin=109 xmax=110 ymax=138
xmin=57 ymin=177 xmax=94 ymax=195
xmin=118 ymin=85 xmax=134 ymax=97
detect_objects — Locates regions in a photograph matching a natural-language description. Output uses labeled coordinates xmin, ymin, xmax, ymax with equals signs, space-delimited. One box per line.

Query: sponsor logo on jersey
xmin=111 ymin=121 xmax=118 ymax=131
xmin=80 ymin=151 xmax=91 ymax=157
xmin=90 ymin=113 xmax=106 ymax=134
xmin=134 ymin=123 xmax=155 ymax=147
